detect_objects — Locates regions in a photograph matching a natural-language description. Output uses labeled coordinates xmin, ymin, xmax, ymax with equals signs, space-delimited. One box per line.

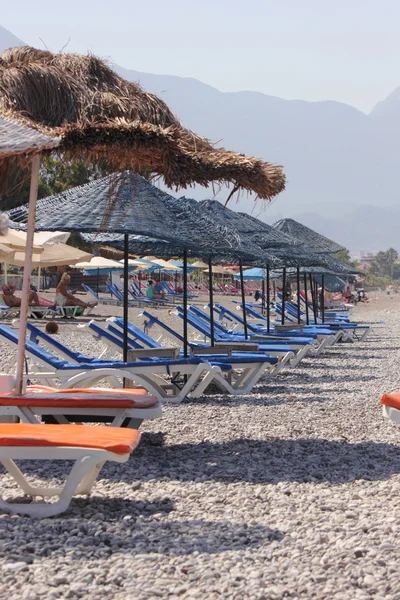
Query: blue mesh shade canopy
xmin=272 ymin=218 xmax=345 ymax=254
xmin=8 ymin=171 xmax=265 ymax=262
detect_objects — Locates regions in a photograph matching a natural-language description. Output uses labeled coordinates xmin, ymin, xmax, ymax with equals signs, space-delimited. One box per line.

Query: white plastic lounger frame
xmin=0 ymin=399 xmax=162 ymax=428
xmin=81 ymin=319 xmax=290 ymax=386
xmin=0 ymin=329 xmax=223 ymax=403
xmin=0 ymin=444 xmax=132 ymax=518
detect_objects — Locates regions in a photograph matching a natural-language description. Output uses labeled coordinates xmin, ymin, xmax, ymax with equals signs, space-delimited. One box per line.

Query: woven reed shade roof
xmin=272 ymin=218 xmax=345 ymax=254
xmin=195 ymin=199 xmax=334 ymax=268
xmin=8 ymin=171 xmax=265 ymax=262
xmin=0 ymin=114 xmax=59 ymax=158
xmin=0 ymin=46 xmax=285 ymax=200
xmin=199 ymin=200 xmax=296 ymax=248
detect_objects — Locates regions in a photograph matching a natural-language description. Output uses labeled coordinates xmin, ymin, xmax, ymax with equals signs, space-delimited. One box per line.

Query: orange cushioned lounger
xmin=0 ymin=385 xmax=162 ymax=427
xmin=0 ymin=424 xmax=141 ymax=518
xmin=27 ymin=385 xmax=152 ymax=397
xmin=380 ymin=392 xmax=400 ymax=411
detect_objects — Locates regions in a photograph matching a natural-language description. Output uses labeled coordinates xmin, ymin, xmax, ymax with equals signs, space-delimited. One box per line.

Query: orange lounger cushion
xmin=27 ymin=385 xmax=154 ymax=398
xmin=0 ymin=424 xmax=141 ymax=454
xmin=0 ymin=394 xmax=157 ymax=409
xmin=380 ymin=392 xmax=400 ymax=411
xmin=0 ymin=385 xmax=159 ymax=409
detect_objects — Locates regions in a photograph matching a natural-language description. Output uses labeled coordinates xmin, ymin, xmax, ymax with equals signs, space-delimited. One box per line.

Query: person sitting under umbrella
xmin=146 ymin=279 xmax=165 ymax=300
xmin=2 ymin=283 xmax=40 ymax=308
xmin=55 ymin=273 xmax=97 ymax=309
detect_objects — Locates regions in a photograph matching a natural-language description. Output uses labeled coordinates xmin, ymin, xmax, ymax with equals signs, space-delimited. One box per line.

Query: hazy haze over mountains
xmin=1 ymin=24 xmax=399 ymax=254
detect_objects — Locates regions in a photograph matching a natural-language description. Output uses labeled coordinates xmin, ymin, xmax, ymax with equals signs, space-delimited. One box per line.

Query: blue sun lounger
xmin=0 ymin=324 xmax=232 ymax=403
xmin=80 ymin=319 xmax=283 ymax=394
xmin=137 ymin=309 xmax=304 ymax=368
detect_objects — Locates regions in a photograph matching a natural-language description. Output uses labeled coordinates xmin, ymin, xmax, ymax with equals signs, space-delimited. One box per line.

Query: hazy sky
xmin=2 ymin=0 xmax=400 ymax=113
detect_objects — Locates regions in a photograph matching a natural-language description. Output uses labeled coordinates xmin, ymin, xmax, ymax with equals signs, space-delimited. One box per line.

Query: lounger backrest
xmin=141 ymin=310 xmax=185 ymax=343
xmin=82 ymin=284 xmax=98 ymax=299
xmin=27 ymin=322 xmax=88 ymax=363
xmin=113 ymin=318 xmax=162 ymax=349
xmin=103 ymin=321 xmax=144 ymax=349
xmin=189 ymin=305 xmax=228 ymax=334
xmin=175 ymin=306 xmax=216 ymax=339
xmin=0 ymin=325 xmax=67 ymax=369
xmin=213 ymin=304 xmax=261 ymax=333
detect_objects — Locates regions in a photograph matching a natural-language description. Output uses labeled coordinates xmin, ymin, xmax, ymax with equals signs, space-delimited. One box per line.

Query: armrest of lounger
xmin=191 ymin=346 xmax=231 ymax=357
xmin=274 ymin=324 xmax=305 ymax=333
xmin=214 ymin=342 xmax=260 ymax=352
xmin=127 ymin=347 xmax=180 ymax=360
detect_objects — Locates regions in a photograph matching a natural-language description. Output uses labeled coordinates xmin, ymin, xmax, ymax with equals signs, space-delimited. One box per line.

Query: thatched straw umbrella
xmin=0 ymin=47 xmax=286 ymax=386
xmin=0 ymin=46 xmax=285 ymax=201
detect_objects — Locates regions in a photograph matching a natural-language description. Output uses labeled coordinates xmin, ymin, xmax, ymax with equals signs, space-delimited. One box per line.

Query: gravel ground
xmin=0 ymin=293 xmax=400 ymax=600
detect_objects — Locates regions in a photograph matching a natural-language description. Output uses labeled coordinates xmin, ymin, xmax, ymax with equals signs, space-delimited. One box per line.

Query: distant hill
xmin=1 ymin=25 xmax=399 ymax=254
xmin=0 ymin=25 xmax=24 ymax=53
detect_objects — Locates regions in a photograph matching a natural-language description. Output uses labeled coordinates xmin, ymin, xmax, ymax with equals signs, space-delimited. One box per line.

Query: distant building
xmin=358 ymin=252 xmax=375 ymax=272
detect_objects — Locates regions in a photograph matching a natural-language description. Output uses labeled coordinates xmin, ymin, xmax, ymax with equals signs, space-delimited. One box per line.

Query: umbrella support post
xmin=304 ymin=273 xmax=309 ymax=325
xmin=281 ymin=267 xmax=286 ymax=325
xmin=321 ymin=274 xmax=325 ymax=324
xmin=266 ymin=264 xmax=271 ymax=333
xmin=15 ymin=154 xmax=41 ymax=395
xmin=123 ymin=235 xmax=129 ymax=388
xmin=261 ymin=276 xmax=266 ymax=316
xmin=296 ymin=266 xmax=301 ymax=324
xmin=208 ymin=256 xmax=215 ymax=346
xmin=309 ymin=274 xmax=318 ymax=323
xmin=239 ymin=260 xmax=248 ymax=340
xmin=183 ymin=250 xmax=188 ymax=357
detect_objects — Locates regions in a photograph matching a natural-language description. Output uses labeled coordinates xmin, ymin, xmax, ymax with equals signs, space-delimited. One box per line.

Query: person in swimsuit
xmin=55 ymin=273 xmax=97 ymax=309
xmin=2 ymin=283 xmax=40 ymax=307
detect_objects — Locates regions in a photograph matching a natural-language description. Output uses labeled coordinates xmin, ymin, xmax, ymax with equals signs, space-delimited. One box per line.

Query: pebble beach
xmin=0 ymin=293 xmax=400 ymax=600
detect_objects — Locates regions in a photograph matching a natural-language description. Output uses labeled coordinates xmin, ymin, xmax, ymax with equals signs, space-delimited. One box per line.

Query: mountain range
xmin=1 ymin=24 xmax=399 ymax=254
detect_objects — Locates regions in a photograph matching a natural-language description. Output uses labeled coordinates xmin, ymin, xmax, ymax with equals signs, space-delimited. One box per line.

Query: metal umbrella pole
xmin=261 ymin=274 xmax=266 ymax=316
xmin=266 ymin=264 xmax=271 ymax=333
xmin=239 ymin=259 xmax=248 ymax=340
xmin=281 ymin=267 xmax=287 ymax=325
xmin=183 ymin=250 xmax=189 ymax=357
xmin=321 ymin=273 xmax=325 ymax=324
xmin=309 ymin=273 xmax=318 ymax=323
xmin=208 ymin=256 xmax=215 ymax=346
xmin=303 ymin=273 xmax=309 ymax=325
xmin=123 ymin=234 xmax=129 ymax=366
xmin=296 ymin=266 xmax=301 ymax=324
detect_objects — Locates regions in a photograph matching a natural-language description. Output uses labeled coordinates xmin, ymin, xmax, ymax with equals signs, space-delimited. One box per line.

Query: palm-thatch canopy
xmin=272 ymin=218 xmax=345 ymax=254
xmin=0 ymin=46 xmax=285 ymax=200
xmin=7 ymin=171 xmax=265 ymax=262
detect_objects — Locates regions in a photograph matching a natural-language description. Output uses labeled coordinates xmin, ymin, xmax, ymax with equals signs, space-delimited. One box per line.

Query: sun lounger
xmin=273 ymin=302 xmax=370 ymax=341
xmin=170 ymin=306 xmax=309 ymax=368
xmin=0 ymin=423 xmax=141 ymax=517
xmin=82 ymin=284 xmax=118 ymax=306
xmin=212 ymin=303 xmax=337 ymax=354
xmin=380 ymin=391 xmax=400 ymax=425
xmin=0 ymin=383 xmax=162 ymax=428
xmin=0 ymin=324 xmax=227 ymax=403
xmin=84 ymin=318 xmax=285 ymax=394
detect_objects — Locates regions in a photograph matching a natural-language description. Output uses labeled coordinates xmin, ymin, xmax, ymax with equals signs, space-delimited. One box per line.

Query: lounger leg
xmin=0 ymin=455 xmax=102 ymax=518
